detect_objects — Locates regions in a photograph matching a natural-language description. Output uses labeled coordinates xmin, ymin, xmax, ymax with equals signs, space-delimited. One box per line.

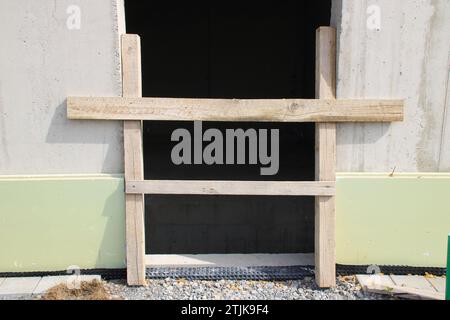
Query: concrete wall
xmin=0 ymin=0 xmax=128 ymax=273
xmin=0 ymin=0 xmax=125 ymax=174
xmin=329 ymin=0 xmax=450 ymax=267
xmin=332 ymin=0 xmax=450 ymax=172
xmin=0 ymin=0 xmax=449 ymax=271
xmin=2 ymin=0 xmax=447 ymax=174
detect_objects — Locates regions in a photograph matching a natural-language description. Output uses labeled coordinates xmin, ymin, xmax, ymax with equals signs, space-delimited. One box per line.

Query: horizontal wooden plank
xmin=126 ymin=180 xmax=335 ymax=196
xmin=426 ymin=277 xmax=446 ymax=293
xmin=390 ymin=275 xmax=437 ymax=292
xmin=67 ymin=97 xmax=404 ymax=122
xmin=357 ymin=275 xmax=445 ymax=300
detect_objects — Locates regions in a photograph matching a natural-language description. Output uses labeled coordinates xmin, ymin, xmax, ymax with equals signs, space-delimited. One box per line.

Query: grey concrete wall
xmin=0 ymin=0 xmax=125 ymax=174
xmin=1 ymin=0 xmax=449 ymax=175
xmin=332 ymin=0 xmax=450 ymax=172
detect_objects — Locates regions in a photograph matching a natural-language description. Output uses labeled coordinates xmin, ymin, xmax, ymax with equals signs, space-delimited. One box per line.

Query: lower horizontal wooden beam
xmin=67 ymin=97 xmax=404 ymax=122
xmin=126 ymin=180 xmax=335 ymax=196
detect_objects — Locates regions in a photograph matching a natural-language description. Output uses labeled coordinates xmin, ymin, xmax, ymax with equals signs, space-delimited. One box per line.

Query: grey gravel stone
xmin=104 ymin=276 xmax=391 ymax=300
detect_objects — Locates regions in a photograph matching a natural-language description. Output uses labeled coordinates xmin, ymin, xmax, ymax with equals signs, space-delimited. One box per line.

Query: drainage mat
xmin=0 ymin=265 xmax=445 ymax=280
xmin=146 ymin=266 xmax=315 ymax=281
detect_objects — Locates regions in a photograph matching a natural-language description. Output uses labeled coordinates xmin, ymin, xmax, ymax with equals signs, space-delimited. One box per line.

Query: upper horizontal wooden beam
xmin=126 ymin=180 xmax=336 ymax=196
xmin=67 ymin=97 xmax=404 ymax=123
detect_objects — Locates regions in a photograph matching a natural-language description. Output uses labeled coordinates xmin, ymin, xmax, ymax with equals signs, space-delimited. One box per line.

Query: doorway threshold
xmin=145 ymin=253 xmax=314 ymax=268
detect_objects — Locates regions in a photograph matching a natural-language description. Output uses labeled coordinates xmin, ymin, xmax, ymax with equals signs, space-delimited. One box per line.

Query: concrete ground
xmin=0 ymin=275 xmax=100 ymax=299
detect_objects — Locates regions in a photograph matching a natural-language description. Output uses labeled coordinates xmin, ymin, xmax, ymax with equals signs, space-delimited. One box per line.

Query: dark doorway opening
xmin=125 ymin=2 xmax=331 ymax=254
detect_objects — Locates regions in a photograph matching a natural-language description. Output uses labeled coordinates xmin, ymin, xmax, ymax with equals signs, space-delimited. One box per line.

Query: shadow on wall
xmin=96 ymin=179 xmax=126 ymax=269
xmin=45 ymin=100 xmax=123 ymax=173
xmin=330 ymin=0 xmax=390 ymax=163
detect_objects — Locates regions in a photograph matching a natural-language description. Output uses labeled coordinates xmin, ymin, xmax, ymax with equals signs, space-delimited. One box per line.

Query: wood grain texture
xmin=315 ymin=27 xmax=337 ymax=288
xmin=390 ymin=275 xmax=437 ymax=291
xmin=122 ymin=34 xmax=146 ymax=286
xmin=67 ymin=96 xmax=403 ymax=122
xmin=426 ymin=277 xmax=446 ymax=293
xmin=357 ymin=275 xmax=445 ymax=300
xmin=126 ymin=180 xmax=336 ymax=196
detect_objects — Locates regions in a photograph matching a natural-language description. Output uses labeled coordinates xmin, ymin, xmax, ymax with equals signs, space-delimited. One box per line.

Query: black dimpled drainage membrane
xmin=336 ymin=264 xmax=446 ymax=277
xmin=0 ymin=265 xmax=445 ymax=280
xmin=0 ymin=269 xmax=126 ymax=281
xmin=146 ymin=266 xmax=315 ymax=281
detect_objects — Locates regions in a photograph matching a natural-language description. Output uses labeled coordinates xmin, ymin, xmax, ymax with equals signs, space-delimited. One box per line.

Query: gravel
xmin=0 ymin=275 xmax=390 ymax=300
xmin=104 ymin=276 xmax=390 ymax=300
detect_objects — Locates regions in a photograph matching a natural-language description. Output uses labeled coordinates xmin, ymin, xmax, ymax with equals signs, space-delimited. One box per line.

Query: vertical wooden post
xmin=122 ymin=34 xmax=146 ymax=286
xmin=315 ymin=27 xmax=337 ymax=288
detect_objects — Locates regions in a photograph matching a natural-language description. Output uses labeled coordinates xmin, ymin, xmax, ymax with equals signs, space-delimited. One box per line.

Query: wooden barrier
xmin=67 ymin=29 xmax=404 ymax=287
